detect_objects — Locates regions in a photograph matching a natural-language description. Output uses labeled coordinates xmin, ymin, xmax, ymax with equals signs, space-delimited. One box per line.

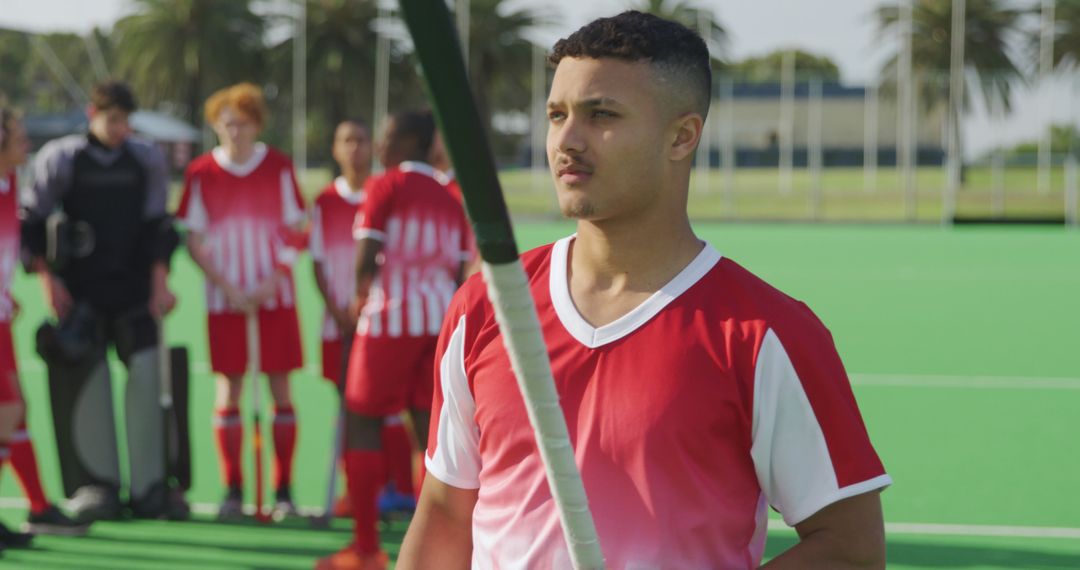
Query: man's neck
xmin=566 ymin=203 xmax=702 ymax=328
xmin=342 ymin=169 xmax=367 ymax=191
xmin=223 ymin=143 xmax=255 ymax=165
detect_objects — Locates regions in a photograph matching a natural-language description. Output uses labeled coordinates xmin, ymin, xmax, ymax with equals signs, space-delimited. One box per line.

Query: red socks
xmin=345 ymin=449 xmax=385 ymax=554
xmin=272 ymin=406 xmax=297 ymax=490
xmin=214 ymin=408 xmax=244 ymax=488
xmin=380 ymin=422 xmax=413 ymax=496
xmin=9 ymin=422 xmax=48 ymax=515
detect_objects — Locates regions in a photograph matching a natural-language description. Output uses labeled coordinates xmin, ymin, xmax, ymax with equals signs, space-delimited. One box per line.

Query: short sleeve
xmin=280 ymin=164 xmax=305 ymax=227
xmin=176 ymin=168 xmax=208 ymax=233
xmin=353 ymin=175 xmax=392 ymax=241
xmin=425 ymin=307 xmax=482 ymax=489
xmin=750 ymin=326 xmax=890 ymax=526
xmin=308 ymin=201 xmax=326 ymax=262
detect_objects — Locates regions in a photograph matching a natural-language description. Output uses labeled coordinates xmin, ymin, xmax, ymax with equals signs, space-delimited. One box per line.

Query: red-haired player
xmin=178 ymin=83 xmax=306 ymax=520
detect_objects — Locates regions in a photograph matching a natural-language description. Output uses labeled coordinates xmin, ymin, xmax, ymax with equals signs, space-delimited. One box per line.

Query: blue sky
xmin=3 ymin=0 xmax=1078 ymax=157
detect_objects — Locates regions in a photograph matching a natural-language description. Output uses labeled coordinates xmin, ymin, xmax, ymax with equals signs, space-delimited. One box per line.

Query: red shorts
xmin=207 ymin=308 xmax=303 ymax=375
xmin=0 ymin=322 xmax=19 ymax=404
xmin=345 ymin=334 xmax=437 ymax=417
xmin=322 ymin=338 xmax=344 ymax=385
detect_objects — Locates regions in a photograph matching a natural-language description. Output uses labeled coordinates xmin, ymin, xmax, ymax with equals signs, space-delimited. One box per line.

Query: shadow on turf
xmin=766 ymin=534 xmax=1080 ymax=568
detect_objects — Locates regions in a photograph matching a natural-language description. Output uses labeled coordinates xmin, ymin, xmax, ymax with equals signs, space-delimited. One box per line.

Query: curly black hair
xmin=90 ymin=80 xmax=138 ymax=113
xmin=549 ymin=11 xmax=711 ymax=118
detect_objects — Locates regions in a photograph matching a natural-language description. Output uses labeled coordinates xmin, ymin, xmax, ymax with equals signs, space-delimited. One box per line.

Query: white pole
xmin=864 ymin=78 xmax=879 ymax=193
xmin=531 ymin=44 xmax=547 ymax=198
xmin=808 ymin=77 xmax=824 ymax=219
xmin=991 ymin=91 xmax=1005 ymax=217
xmin=293 ymin=0 xmax=308 ymax=174
xmin=1038 ymin=0 xmax=1055 ymax=195
xmin=722 ymin=77 xmax=736 ymax=217
xmin=373 ymin=3 xmax=391 ymax=173
xmin=898 ymin=0 xmax=916 ymax=221
xmin=695 ymin=10 xmax=711 ymax=195
xmin=457 ymin=0 xmax=470 ymax=73
xmin=779 ymin=49 xmax=796 ymax=195
xmin=1066 ymin=155 xmax=1078 ymax=225
xmin=944 ymin=0 xmax=965 ymax=226
xmin=83 ymin=33 xmax=109 ymax=81
xmin=31 ymin=35 xmax=89 ymax=104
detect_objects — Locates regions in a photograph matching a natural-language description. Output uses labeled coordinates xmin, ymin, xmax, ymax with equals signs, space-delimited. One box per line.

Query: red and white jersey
xmin=177 ymin=143 xmax=305 ymax=314
xmin=427 ymin=236 xmax=891 ymax=569
xmin=352 ymin=161 xmax=469 ymax=339
xmin=310 ymin=177 xmax=364 ymax=341
xmin=439 ymin=170 xmax=478 ymax=266
xmin=0 ymin=173 xmax=17 ymax=323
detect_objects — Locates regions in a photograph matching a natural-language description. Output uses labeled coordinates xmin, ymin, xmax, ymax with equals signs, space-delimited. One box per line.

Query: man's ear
xmin=669 ymin=112 xmax=704 ymax=162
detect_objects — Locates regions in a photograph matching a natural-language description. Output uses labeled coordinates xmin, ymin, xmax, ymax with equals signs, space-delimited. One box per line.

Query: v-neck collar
xmin=548 ymin=235 xmax=723 ymax=349
xmin=212 ymin=142 xmax=268 ymax=177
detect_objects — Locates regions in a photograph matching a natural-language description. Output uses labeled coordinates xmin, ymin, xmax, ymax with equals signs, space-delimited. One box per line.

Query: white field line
xmin=16 ymin=363 xmax=1080 ymax=390
xmin=768 ymin=518 xmax=1080 ymax=539
xmin=0 ymin=496 xmax=1075 ymax=540
xmin=849 ymin=373 xmax=1080 ymax=390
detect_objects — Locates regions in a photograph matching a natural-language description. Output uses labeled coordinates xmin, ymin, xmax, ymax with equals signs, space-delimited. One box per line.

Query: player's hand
xmin=44 ymin=274 xmax=73 ymax=319
xmin=149 ymin=285 xmax=177 ymax=318
xmin=8 ymin=296 xmax=19 ymax=320
xmin=248 ymin=276 xmax=280 ymax=308
xmin=223 ymin=283 xmax=254 ymax=313
xmin=333 ymin=306 xmax=356 ymax=337
xmin=347 ymin=295 xmax=367 ymax=327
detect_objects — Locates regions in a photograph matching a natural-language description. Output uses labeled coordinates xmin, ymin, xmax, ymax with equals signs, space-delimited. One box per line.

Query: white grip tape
xmin=482 ymin=261 xmax=605 ymax=570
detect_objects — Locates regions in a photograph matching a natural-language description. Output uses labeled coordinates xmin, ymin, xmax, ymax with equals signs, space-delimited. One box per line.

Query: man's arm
xmin=762 ymin=491 xmax=885 ymax=569
xmin=349 ymin=237 xmax=382 ymax=319
xmin=396 ymin=475 xmax=478 ymax=570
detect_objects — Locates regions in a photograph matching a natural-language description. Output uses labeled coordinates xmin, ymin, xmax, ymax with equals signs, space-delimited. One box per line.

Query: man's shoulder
xmin=261 ymin=145 xmax=294 ymax=169
xmin=124 ymin=136 xmax=166 ymax=165
xmin=705 ymin=256 xmax=830 ymax=339
xmin=449 ymin=243 xmax=555 ymax=317
xmin=185 ymin=152 xmax=217 ymax=176
xmin=37 ymin=134 xmax=87 ymax=163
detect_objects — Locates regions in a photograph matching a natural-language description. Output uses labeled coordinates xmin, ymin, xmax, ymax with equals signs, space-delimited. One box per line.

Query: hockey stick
xmin=156 ymin=317 xmax=175 ymax=492
xmin=397 ymin=1 xmax=603 ymax=567
xmin=247 ymin=311 xmax=270 ymax=523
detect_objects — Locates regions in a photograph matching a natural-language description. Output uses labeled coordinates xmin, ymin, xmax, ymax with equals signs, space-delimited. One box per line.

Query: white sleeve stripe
xmin=281 ymin=169 xmax=305 ymax=226
xmin=182 ymin=179 xmax=208 ymax=232
xmin=782 ymin=474 xmax=893 ymax=527
xmin=425 ymin=315 xmax=482 ymax=489
xmin=353 ymin=228 xmax=386 ymax=241
xmin=751 ymin=328 xmax=856 ymax=526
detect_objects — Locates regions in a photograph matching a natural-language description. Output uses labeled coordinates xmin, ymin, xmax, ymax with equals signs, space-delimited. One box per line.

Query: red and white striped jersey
xmin=352 ymin=161 xmax=469 ymax=339
xmin=0 ymin=173 xmax=17 ymax=323
xmin=427 ymin=236 xmax=891 ymax=569
xmin=177 ymin=143 xmax=306 ymax=314
xmin=439 ymin=170 xmax=478 ymax=266
xmin=310 ymin=177 xmax=364 ymax=341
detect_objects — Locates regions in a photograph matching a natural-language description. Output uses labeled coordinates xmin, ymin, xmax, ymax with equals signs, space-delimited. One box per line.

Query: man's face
xmin=88 ymin=107 xmax=132 ymax=148
xmin=213 ymin=106 xmax=260 ymax=151
xmin=376 ymin=117 xmax=400 ymax=169
xmin=333 ymin=122 xmax=372 ymax=178
xmin=546 ymin=57 xmax=669 ymax=222
xmin=0 ymin=120 xmax=30 ymax=168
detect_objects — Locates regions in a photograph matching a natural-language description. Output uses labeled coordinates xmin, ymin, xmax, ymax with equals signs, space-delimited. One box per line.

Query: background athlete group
xmin=0 ymin=77 xmax=471 ymax=563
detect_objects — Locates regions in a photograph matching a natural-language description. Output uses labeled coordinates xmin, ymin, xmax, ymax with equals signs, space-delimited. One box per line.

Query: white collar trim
xmin=549 ymin=235 xmax=722 ymax=349
xmin=334 ymin=176 xmax=364 ymax=204
xmin=212 ymin=142 xmax=268 ymax=177
xmin=400 ymin=161 xmax=449 ymax=185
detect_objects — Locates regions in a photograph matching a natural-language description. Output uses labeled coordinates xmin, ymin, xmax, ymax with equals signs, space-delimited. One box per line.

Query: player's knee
xmin=0 ymin=400 xmax=24 ymax=439
xmin=267 ymin=372 xmax=292 ymax=406
xmin=216 ymin=374 xmax=244 ymax=408
xmin=345 ymin=412 xmax=383 ymax=450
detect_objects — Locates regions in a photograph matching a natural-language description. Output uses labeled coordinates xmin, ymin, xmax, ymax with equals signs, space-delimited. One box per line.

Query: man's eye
xmin=548 ymin=111 xmax=566 ymax=122
xmin=592 ymin=110 xmax=616 ymax=119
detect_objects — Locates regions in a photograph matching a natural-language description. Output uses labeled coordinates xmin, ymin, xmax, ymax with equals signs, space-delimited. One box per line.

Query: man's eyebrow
xmin=547 ymin=97 xmax=623 ymax=109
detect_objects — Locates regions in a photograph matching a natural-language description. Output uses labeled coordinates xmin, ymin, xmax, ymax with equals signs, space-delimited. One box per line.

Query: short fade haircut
xmin=549 ymin=11 xmax=712 ymax=119
xmin=91 ymin=81 xmax=137 ymax=113
xmin=204 ymin=82 xmax=266 ymax=126
xmin=390 ymin=109 xmax=436 ymax=159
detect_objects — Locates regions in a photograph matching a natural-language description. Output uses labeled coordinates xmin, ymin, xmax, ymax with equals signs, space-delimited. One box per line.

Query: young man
xmin=20 ymin=82 xmax=183 ymax=523
xmin=316 ymin=110 xmax=470 ymax=570
xmin=309 ymin=118 xmax=415 ymax=518
xmin=399 ymin=12 xmax=890 ymax=569
xmin=178 ymin=82 xmax=306 ymax=520
xmin=1 ymin=108 xmax=87 ymax=538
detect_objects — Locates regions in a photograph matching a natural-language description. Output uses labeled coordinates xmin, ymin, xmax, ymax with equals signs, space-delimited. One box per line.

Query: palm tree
xmin=875 ymin=0 xmax=1024 ymax=113
xmin=632 ymin=0 xmax=725 ymax=65
xmin=112 ymin=0 xmax=265 ymax=124
xmin=1042 ymin=0 xmax=1080 ymax=70
xmin=464 ymin=0 xmax=548 ymax=137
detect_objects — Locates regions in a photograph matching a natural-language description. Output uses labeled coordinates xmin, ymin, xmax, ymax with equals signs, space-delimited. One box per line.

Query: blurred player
xmin=308 ymin=119 xmax=415 ymax=518
xmin=399 ymin=12 xmax=889 ymax=569
xmin=427 ymin=131 xmax=479 ymax=277
xmin=178 ymin=83 xmax=306 ymax=520
xmin=0 ymin=108 xmax=87 ymax=538
xmin=315 ymin=110 xmax=470 ymax=570
xmin=21 ymin=82 xmax=182 ymax=523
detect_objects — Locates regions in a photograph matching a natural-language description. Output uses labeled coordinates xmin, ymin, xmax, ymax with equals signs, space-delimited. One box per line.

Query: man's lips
xmin=556 ymin=163 xmax=593 ymax=183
